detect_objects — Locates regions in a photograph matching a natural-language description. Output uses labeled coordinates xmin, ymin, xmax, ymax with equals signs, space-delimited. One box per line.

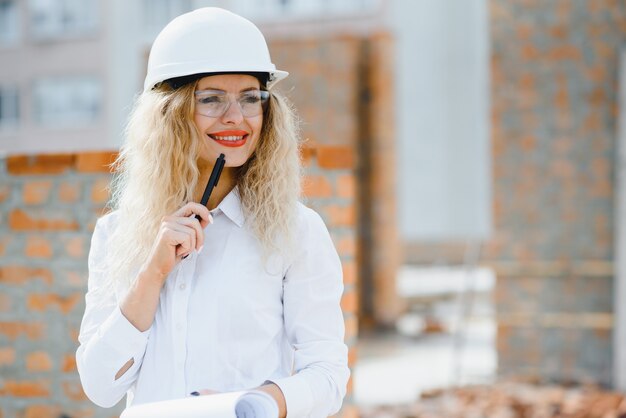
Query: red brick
xmin=336 ymin=174 xmax=356 ymax=199
xmin=23 ymin=405 xmax=61 ymax=418
xmin=26 ymin=351 xmax=52 ymax=372
xmin=344 ymin=315 xmax=358 ymax=342
xmin=0 ymin=380 xmax=50 ymax=397
xmin=302 ymin=175 xmax=333 ymax=198
xmin=522 ymin=44 xmax=540 ymax=60
xmin=317 ymin=146 xmax=355 ymax=169
xmin=69 ymin=409 xmax=96 ymax=418
xmin=547 ymin=45 xmax=582 ymax=60
xmin=0 ymin=184 xmax=10 ymax=203
xmin=58 ymin=181 xmax=81 ymax=203
xmin=347 ymin=345 xmax=357 ymax=368
xmin=342 ymin=259 xmax=357 ymax=285
xmin=325 ymin=204 xmax=355 ymax=227
xmin=62 ymin=381 xmax=88 ymax=401
xmin=69 ymin=327 xmax=80 ymax=343
xmin=341 ymin=288 xmax=358 ymax=313
xmin=62 ymin=354 xmax=77 ymax=373
xmin=25 ymin=236 xmax=53 ymax=259
xmin=520 ymin=135 xmax=537 ymax=152
xmin=75 ymin=151 xmax=117 ymax=173
xmin=300 ymin=143 xmax=317 ymax=166
xmin=64 ymin=236 xmax=85 ymax=258
xmin=0 ymin=347 xmax=15 ymax=366
xmin=0 ymin=294 xmax=11 ymax=312
xmin=8 ymin=209 xmax=79 ymax=231
xmin=22 ymin=180 xmax=53 ymax=205
xmin=0 ymin=265 xmax=53 ymax=285
xmin=516 ymin=24 xmax=533 ymax=40
xmin=91 ymin=177 xmax=111 ymax=204
xmin=7 ymin=154 xmax=74 ymax=175
xmin=336 ymin=236 xmax=356 ymax=258
xmin=64 ymin=270 xmax=85 ymax=288
xmin=0 ymin=322 xmax=44 ymax=340
xmin=28 ymin=293 xmax=82 ymax=314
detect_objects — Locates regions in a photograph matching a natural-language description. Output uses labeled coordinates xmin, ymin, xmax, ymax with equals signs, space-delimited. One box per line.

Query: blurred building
xmin=1 ymin=0 xmax=625 ymax=416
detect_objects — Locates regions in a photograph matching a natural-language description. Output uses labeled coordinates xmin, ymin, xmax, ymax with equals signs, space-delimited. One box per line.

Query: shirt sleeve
xmin=270 ymin=207 xmax=351 ymax=417
xmin=76 ymin=214 xmax=152 ymax=408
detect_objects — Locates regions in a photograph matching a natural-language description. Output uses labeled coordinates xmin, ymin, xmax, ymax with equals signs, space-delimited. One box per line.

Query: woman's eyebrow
xmin=199 ymin=86 xmax=260 ymax=92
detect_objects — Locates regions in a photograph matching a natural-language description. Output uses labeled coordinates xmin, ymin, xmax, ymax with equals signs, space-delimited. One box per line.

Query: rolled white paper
xmin=120 ymin=390 xmax=278 ymax=418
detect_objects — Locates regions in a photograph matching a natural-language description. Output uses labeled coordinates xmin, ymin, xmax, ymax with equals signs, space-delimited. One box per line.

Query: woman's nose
xmin=220 ymin=100 xmax=244 ymax=125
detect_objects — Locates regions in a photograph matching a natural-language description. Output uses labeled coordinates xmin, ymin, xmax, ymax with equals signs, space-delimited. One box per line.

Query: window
xmin=0 ymin=86 xmax=19 ymax=129
xmin=34 ymin=77 xmax=101 ymax=127
xmin=30 ymin=0 xmax=98 ymax=40
xmin=0 ymin=0 xmax=19 ymax=46
xmin=143 ymin=0 xmax=191 ymax=32
xmin=230 ymin=0 xmax=380 ymax=19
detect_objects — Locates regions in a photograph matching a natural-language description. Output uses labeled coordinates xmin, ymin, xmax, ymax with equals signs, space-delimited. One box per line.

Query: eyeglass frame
xmin=193 ymin=89 xmax=270 ymax=118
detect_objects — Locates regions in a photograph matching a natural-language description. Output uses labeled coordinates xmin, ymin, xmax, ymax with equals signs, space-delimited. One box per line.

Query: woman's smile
xmin=208 ymin=129 xmax=249 ymax=147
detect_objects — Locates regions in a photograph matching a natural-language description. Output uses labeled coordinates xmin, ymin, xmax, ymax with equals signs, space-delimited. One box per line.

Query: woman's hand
xmin=189 ymin=384 xmax=285 ymax=417
xmin=141 ymin=202 xmax=212 ymax=284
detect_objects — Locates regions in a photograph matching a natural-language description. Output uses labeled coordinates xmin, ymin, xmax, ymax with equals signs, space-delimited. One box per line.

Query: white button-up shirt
xmin=76 ymin=189 xmax=349 ymax=417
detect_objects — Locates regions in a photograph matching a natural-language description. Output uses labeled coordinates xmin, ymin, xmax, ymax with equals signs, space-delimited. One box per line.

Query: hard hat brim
xmin=144 ymin=67 xmax=289 ymax=92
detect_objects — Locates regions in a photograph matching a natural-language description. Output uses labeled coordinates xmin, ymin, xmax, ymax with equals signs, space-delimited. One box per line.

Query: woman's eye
xmin=241 ymin=95 xmax=260 ymax=104
xmin=198 ymin=96 xmax=222 ymax=104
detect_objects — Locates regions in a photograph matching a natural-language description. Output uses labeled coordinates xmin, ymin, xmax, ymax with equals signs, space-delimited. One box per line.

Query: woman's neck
xmin=195 ymin=159 xmax=237 ymax=210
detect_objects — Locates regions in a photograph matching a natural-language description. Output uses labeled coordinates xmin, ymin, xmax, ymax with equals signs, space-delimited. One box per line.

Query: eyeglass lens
xmin=195 ymin=90 xmax=269 ymax=118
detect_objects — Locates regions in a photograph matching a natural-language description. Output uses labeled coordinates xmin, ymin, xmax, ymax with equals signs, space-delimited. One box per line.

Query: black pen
xmin=182 ymin=154 xmax=225 ymax=260
xmin=195 ymin=153 xmax=226 ymax=221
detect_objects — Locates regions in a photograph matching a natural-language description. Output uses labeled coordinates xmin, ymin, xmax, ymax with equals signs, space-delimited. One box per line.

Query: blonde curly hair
xmin=104 ymin=80 xmax=301 ymax=289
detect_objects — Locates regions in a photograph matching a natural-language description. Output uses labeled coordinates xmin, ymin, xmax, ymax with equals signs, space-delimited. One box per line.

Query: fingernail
xmin=190 ymin=391 xmax=199 ymax=396
xmin=198 ymin=245 xmax=204 ymax=254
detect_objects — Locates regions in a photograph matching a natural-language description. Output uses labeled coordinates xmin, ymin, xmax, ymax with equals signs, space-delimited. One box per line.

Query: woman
xmin=76 ymin=7 xmax=349 ymax=418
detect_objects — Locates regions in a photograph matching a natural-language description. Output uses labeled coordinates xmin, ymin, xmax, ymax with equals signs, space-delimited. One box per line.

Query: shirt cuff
xmin=268 ymin=374 xmax=314 ymax=418
xmin=98 ymin=306 xmax=151 ymax=362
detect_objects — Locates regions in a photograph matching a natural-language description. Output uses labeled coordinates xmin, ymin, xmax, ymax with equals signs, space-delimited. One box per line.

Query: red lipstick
xmin=208 ymin=130 xmax=249 ymax=148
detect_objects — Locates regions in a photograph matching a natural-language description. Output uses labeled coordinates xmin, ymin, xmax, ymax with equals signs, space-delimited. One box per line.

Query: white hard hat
xmin=144 ymin=7 xmax=288 ymax=92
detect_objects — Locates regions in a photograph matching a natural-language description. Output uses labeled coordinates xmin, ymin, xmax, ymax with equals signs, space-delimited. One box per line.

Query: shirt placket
xmin=171 ymin=251 xmax=196 ymax=396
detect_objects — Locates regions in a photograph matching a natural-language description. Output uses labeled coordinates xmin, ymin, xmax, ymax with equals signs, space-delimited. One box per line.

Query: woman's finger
xmin=163 ymin=224 xmax=195 ymax=257
xmin=177 ymin=216 xmax=205 ymax=250
xmin=172 ymin=202 xmax=212 ymax=225
xmin=167 ymin=216 xmax=203 ymax=250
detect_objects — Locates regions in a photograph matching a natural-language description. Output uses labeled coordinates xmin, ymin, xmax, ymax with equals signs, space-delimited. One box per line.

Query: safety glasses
xmin=194 ymin=89 xmax=270 ymax=118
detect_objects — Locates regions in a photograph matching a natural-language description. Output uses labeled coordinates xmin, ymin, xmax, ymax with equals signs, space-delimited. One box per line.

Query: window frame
xmin=33 ymin=76 xmax=103 ymax=128
xmin=0 ymin=0 xmax=20 ymax=47
xmin=29 ymin=0 xmax=99 ymax=42
xmin=0 ymin=85 xmax=20 ymax=133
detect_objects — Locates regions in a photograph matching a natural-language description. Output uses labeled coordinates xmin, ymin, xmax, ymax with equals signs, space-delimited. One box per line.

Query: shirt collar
xmin=213 ymin=186 xmax=244 ymax=228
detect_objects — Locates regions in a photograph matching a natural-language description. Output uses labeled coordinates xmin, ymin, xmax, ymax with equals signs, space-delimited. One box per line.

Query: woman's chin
xmin=199 ymin=153 xmax=248 ymax=168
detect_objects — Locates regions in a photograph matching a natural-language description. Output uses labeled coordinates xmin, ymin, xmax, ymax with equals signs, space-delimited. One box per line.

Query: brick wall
xmin=483 ymin=0 xmax=626 ymax=385
xmin=0 ymin=149 xmax=359 ymax=417
xmin=0 ymin=153 xmax=117 ymax=418
xmin=271 ymin=33 xmax=401 ymax=331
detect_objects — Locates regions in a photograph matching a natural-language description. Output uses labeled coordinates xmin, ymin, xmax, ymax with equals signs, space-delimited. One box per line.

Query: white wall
xmin=390 ymin=0 xmax=491 ymax=241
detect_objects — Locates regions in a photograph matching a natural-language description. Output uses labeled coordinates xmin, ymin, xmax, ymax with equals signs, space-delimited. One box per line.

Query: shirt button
xmin=176 ymin=323 xmax=183 ymax=331
xmin=179 ymin=283 xmax=186 ymax=290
